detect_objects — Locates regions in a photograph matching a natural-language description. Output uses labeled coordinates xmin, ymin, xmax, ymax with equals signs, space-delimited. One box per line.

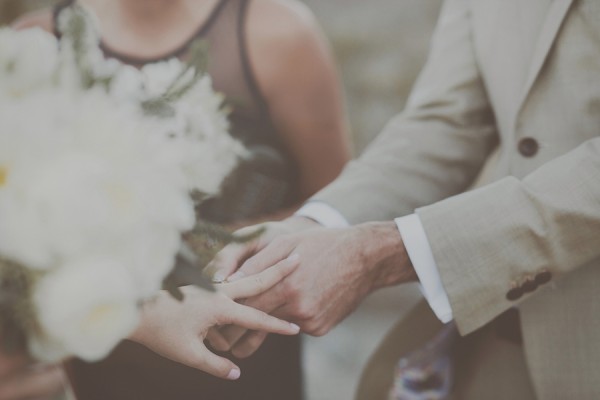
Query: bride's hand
xmin=129 ymin=254 xmax=301 ymax=380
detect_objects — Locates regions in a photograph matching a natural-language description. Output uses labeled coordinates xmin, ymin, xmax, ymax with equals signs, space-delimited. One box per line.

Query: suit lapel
xmin=513 ymin=0 xmax=574 ymax=121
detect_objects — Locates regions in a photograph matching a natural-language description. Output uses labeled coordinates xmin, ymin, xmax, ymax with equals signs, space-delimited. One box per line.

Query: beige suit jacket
xmin=314 ymin=0 xmax=600 ymax=398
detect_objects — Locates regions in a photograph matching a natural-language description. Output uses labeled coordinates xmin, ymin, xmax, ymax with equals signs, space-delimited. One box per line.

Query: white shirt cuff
xmin=295 ymin=202 xmax=350 ymax=228
xmin=396 ymin=214 xmax=453 ymax=323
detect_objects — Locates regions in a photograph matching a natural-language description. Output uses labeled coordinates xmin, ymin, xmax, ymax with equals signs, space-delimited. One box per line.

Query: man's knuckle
xmin=284 ymin=280 xmax=302 ymax=299
xmin=313 ymin=325 xmax=330 ymax=337
xmin=303 ymin=320 xmax=326 ymax=336
xmin=232 ymin=347 xmax=246 ymax=359
xmin=248 ymin=334 xmax=265 ymax=348
xmin=294 ymin=301 xmax=314 ymax=320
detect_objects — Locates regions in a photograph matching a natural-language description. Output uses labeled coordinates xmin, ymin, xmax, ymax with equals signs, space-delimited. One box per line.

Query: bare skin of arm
xmin=229 ymin=0 xmax=351 ymax=228
xmin=248 ymin=0 xmax=350 ymax=200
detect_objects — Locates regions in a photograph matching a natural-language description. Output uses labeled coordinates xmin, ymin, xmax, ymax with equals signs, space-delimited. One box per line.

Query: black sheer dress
xmin=55 ymin=1 xmax=303 ymax=399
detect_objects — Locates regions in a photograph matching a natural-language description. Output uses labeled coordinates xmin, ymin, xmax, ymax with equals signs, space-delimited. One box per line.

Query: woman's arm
xmin=246 ymin=0 xmax=351 ymax=202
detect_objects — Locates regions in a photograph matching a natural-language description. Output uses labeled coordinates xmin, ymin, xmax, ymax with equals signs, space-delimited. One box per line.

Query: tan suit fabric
xmin=313 ymin=0 xmax=600 ymax=398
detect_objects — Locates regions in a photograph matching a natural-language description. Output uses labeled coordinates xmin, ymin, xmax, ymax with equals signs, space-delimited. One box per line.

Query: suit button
xmin=506 ymin=286 xmax=524 ymax=301
xmin=518 ymin=137 xmax=539 ymax=157
xmin=521 ymin=276 xmax=537 ymax=293
xmin=535 ymin=270 xmax=552 ymax=285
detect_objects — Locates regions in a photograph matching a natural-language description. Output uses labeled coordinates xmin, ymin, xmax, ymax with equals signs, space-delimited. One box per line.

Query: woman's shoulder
xmin=247 ymin=0 xmax=322 ymax=45
xmin=11 ymin=8 xmax=54 ymax=32
xmin=245 ymin=0 xmax=333 ymax=96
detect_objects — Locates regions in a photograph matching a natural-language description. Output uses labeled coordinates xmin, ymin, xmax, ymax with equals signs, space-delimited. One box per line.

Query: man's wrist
xmin=356 ymin=221 xmax=417 ymax=290
xmin=395 ymin=214 xmax=453 ymax=322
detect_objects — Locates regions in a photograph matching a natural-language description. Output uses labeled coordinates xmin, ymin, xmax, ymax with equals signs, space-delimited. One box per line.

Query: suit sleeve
xmin=418 ymin=137 xmax=600 ymax=334
xmin=312 ymin=0 xmax=497 ymax=223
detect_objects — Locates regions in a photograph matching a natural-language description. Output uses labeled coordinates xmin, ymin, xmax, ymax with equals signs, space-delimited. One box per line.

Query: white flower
xmin=118 ymin=228 xmax=182 ymax=297
xmin=180 ymin=76 xmax=230 ymax=140
xmin=0 ymin=18 xmax=246 ymax=364
xmin=176 ymin=135 xmax=245 ymax=195
xmin=31 ymin=258 xmax=139 ymax=362
xmin=171 ymin=76 xmax=246 ymax=194
xmin=140 ymin=59 xmax=192 ymax=99
xmin=56 ymin=3 xmax=101 ymax=48
xmin=54 ymin=3 xmax=114 ymax=92
xmin=108 ymin=63 xmax=143 ymax=102
xmin=0 ymin=88 xmax=195 ymax=270
xmin=0 ymin=28 xmax=58 ymax=96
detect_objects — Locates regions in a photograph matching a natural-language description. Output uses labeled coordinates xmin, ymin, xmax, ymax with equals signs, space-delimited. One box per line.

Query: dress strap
xmin=238 ymin=0 xmax=272 ymax=124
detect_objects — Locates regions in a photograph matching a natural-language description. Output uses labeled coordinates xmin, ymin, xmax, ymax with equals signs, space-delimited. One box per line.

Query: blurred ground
xmin=300 ymin=1 xmax=441 ymax=399
xmin=1 ymin=0 xmax=442 ymax=399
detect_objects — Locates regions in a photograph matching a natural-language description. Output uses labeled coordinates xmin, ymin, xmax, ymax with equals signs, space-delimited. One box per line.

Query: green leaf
xmin=162 ymin=243 xmax=215 ymax=301
xmin=0 ymin=258 xmax=40 ymax=355
xmin=141 ymin=98 xmax=176 ymax=118
xmin=163 ymin=281 xmax=185 ymax=302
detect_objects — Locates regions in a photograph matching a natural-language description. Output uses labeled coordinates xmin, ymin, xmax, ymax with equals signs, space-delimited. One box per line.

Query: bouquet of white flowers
xmin=0 ymin=5 xmax=246 ymax=363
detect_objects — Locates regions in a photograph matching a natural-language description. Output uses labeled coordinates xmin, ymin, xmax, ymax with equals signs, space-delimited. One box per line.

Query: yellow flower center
xmin=106 ymin=183 xmax=133 ymax=211
xmin=0 ymin=166 xmax=7 ymax=187
xmin=82 ymin=303 xmax=118 ymax=333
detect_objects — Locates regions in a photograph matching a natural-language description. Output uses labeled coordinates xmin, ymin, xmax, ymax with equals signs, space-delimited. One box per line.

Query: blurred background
xmin=0 ymin=0 xmax=442 ymax=398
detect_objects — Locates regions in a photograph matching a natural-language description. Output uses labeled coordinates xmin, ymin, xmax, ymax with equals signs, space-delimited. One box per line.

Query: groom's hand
xmin=209 ymin=221 xmax=417 ymax=358
xmin=204 ymin=217 xmax=320 ymax=357
xmin=204 ymin=217 xmax=321 ymax=283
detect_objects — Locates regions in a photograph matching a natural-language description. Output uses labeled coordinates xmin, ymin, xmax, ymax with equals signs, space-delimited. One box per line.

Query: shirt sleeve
xmin=295 ymin=201 xmax=350 ymax=228
xmin=396 ymin=214 xmax=454 ymax=323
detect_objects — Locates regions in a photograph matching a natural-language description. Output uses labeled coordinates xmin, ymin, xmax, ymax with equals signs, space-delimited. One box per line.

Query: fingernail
xmin=227 ymin=271 xmax=245 ymax=282
xmin=212 ymin=272 xmax=226 ymax=283
xmin=227 ymin=368 xmax=241 ymax=380
xmin=290 ymin=323 xmax=301 ymax=332
xmin=287 ymin=253 xmax=300 ymax=262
